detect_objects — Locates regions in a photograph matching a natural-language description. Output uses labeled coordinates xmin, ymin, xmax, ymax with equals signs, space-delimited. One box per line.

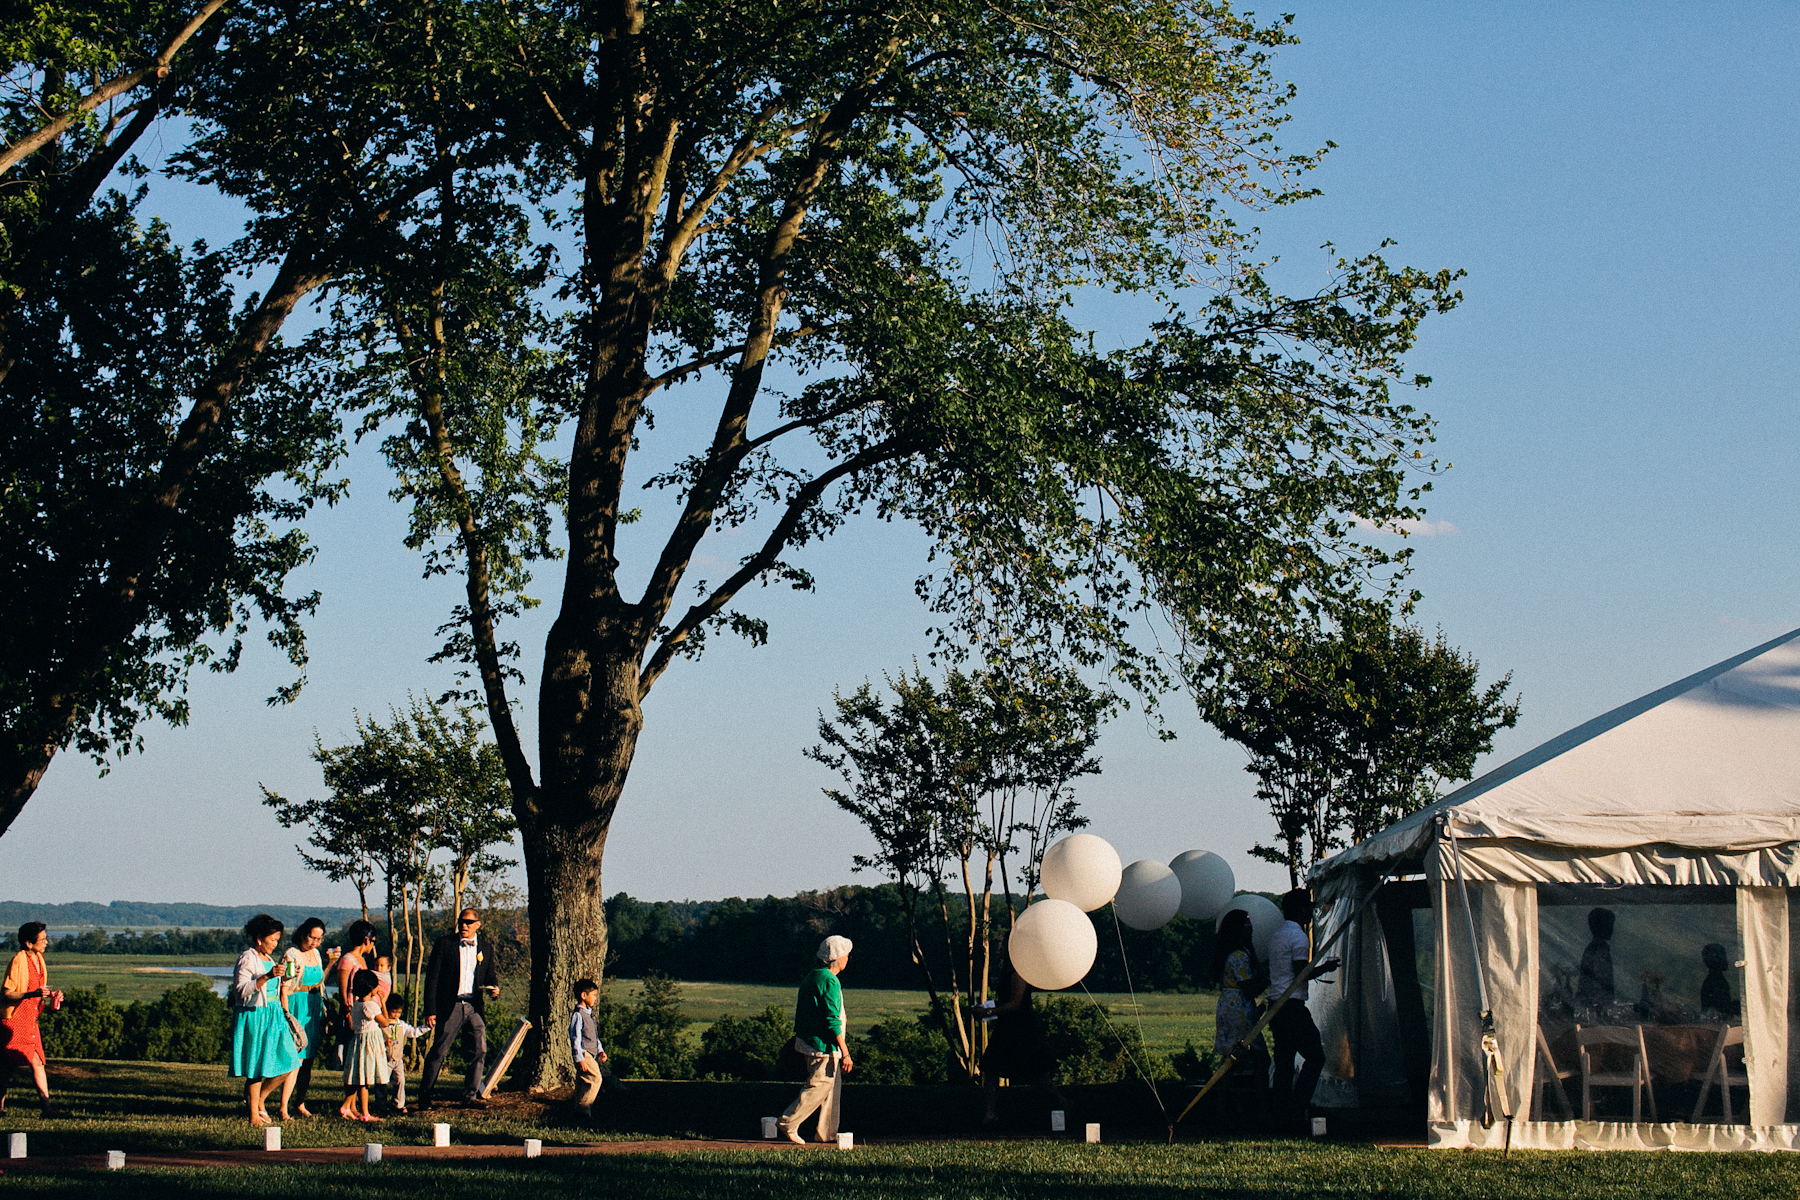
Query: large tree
xmin=0 ymin=0 xmax=466 ymax=832
xmin=183 ymin=0 xmax=1460 ymax=1087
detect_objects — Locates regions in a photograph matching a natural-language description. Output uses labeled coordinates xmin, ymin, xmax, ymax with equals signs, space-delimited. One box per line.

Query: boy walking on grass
xmin=570 ymin=979 xmax=606 ymax=1119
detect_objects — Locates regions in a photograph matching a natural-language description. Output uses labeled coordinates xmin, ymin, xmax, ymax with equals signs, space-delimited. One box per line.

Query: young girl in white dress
xmin=340 ymin=969 xmax=392 ymax=1121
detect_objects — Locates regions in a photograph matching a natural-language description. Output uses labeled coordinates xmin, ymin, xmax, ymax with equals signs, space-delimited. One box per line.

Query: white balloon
xmin=1008 ymin=899 xmax=1098 ymax=991
xmin=1169 ymin=850 xmax=1236 ymax=921
xmin=1039 ymin=834 xmax=1122 ymax=912
xmin=1112 ymin=860 xmax=1183 ymax=930
xmin=1216 ymin=893 xmax=1284 ymax=964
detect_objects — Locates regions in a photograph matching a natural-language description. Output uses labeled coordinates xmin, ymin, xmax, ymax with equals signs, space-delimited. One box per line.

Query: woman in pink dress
xmin=1 ymin=922 xmax=68 ymax=1117
xmin=330 ymin=922 xmax=382 ymax=1068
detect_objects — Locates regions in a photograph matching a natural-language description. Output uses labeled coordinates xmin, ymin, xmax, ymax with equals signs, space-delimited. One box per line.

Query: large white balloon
xmin=1112 ymin=860 xmax=1183 ymax=930
xmin=1169 ymin=850 xmax=1236 ymax=921
xmin=1216 ymin=893 xmax=1284 ymax=964
xmin=1039 ymin=834 xmax=1122 ymax=912
xmin=1008 ymin=899 xmax=1098 ymax=991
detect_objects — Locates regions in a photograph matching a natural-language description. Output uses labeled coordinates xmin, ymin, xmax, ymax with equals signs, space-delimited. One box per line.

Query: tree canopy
xmin=1202 ymin=617 xmax=1522 ymax=884
xmin=6 ymin=0 xmax=1467 ymax=1087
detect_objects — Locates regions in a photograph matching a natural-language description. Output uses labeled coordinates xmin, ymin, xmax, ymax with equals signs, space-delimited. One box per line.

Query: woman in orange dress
xmin=1 ymin=922 xmax=68 ymax=1117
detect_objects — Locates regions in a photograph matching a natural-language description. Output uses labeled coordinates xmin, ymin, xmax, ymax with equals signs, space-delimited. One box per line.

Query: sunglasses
xmin=458 ymin=918 xmax=479 ymax=926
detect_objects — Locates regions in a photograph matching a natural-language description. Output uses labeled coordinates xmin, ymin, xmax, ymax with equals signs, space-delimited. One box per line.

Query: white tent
xmin=1307 ymin=628 xmax=1800 ymax=1151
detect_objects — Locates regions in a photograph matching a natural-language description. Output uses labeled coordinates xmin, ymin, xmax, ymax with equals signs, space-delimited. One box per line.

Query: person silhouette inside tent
xmin=1576 ymin=907 xmax=1616 ymax=1015
xmin=1699 ymin=943 xmax=1740 ymax=1019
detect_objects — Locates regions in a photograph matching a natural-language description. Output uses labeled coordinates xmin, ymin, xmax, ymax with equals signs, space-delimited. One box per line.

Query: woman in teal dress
xmin=278 ymin=917 xmax=337 ymax=1118
xmin=230 ymin=913 xmax=302 ymax=1125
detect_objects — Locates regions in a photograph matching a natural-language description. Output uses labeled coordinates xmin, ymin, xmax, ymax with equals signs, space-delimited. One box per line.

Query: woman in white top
xmin=229 ymin=914 xmax=302 ymax=1124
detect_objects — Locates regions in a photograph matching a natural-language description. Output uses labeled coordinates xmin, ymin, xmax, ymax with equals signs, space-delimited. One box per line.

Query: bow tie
xmin=460 ymin=939 xmax=476 ymax=947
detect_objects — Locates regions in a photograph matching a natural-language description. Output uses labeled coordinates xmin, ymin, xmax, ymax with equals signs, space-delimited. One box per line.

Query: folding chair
xmin=1689 ymin=1023 xmax=1747 ymax=1123
xmin=1534 ymin=1025 xmax=1576 ymax=1119
xmin=1576 ymin=1024 xmax=1657 ymax=1122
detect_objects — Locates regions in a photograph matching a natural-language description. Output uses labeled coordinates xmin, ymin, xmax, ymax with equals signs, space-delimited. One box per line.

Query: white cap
xmin=818 ymin=935 xmax=854 ymax=963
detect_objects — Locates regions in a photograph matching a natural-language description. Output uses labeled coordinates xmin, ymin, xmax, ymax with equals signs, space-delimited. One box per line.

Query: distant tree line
xmin=605 ymin=884 xmax=1234 ymax=993
xmin=0 ymin=902 xmax=365 ymax=930
xmin=6 ymin=927 xmax=250 ymax=955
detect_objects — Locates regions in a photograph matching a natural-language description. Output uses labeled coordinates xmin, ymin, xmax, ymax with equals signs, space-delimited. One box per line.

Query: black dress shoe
xmin=415 ymin=1100 xmax=435 ymax=1112
xmin=462 ymin=1096 xmax=488 ymax=1109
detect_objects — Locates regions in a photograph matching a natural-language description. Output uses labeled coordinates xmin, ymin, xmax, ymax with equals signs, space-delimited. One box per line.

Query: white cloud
xmin=1352 ymin=516 xmax=1462 ymax=538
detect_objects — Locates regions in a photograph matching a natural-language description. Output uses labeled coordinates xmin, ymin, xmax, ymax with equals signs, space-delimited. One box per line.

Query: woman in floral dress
xmin=1212 ymin=908 xmax=1269 ymax=1067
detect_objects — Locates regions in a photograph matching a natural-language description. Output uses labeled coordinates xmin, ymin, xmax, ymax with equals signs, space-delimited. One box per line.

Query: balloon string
xmin=1110 ymin=907 xmax=1157 ymax=1076
xmin=1078 ymin=914 xmax=1168 ymax=1118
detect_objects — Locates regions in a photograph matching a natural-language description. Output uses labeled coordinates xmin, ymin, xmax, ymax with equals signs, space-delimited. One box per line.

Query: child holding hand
xmin=340 ymin=969 xmax=392 ymax=1121
xmin=382 ymin=993 xmax=430 ymax=1113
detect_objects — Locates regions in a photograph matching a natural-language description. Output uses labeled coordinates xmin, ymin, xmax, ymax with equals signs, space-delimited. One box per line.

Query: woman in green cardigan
xmin=777 ymin=935 xmax=854 ymax=1143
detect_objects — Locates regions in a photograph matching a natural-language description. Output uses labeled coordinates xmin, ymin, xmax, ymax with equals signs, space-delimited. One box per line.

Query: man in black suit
xmin=416 ymin=908 xmax=501 ymax=1109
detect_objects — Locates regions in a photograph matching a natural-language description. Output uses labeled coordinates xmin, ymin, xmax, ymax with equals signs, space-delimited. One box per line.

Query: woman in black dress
xmin=980 ymin=945 xmax=1068 ymax=1125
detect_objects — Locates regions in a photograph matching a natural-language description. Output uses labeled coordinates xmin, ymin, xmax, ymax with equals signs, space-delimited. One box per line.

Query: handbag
xmin=286 ymin=1010 xmax=309 ymax=1053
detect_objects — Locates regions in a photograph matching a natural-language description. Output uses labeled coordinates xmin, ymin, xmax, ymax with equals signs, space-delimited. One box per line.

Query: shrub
xmin=1170 ymin=1039 xmax=1216 ymax=1082
xmin=850 ymin=1013 xmax=953 ymax=1085
xmin=1037 ymin=996 xmax=1173 ymax=1085
xmin=120 ymin=981 xmax=232 ymax=1063
xmin=596 ymin=972 xmax=695 ymax=1079
xmin=40 ymin=984 xmax=124 ymax=1058
xmin=696 ymin=1004 xmax=793 ymax=1080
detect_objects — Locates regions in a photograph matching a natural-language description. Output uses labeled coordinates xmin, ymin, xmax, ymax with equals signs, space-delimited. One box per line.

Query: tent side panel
xmin=1433 ymin=1119 xmax=1800 ymax=1151
xmin=1429 ymin=878 xmax=1482 ymax=1125
xmin=1740 ymin=886 xmax=1790 ymax=1123
xmin=1482 ymin=882 xmax=1539 ymax=1121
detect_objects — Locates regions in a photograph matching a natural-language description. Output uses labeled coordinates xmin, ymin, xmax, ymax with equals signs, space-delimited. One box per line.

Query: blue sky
xmin=3 ymin=2 xmax=1797 ymax=909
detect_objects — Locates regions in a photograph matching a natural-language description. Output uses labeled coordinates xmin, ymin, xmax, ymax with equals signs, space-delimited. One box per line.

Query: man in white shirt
xmin=1267 ymin=889 xmax=1336 ymax=1126
xmin=418 ymin=908 xmax=501 ymax=1110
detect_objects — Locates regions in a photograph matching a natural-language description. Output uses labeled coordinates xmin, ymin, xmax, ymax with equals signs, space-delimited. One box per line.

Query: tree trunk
xmin=519 ymin=610 xmax=644 ymax=1091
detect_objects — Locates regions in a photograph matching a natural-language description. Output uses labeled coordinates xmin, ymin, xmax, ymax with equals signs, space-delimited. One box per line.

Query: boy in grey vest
xmin=569 ymin=978 xmax=606 ymax=1118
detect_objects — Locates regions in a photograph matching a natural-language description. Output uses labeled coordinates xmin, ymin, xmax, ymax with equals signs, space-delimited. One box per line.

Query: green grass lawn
xmin=4 ymin=1061 xmax=1797 ymax=1198
xmin=8 ymin=1137 xmax=1800 ymax=1199
xmin=611 ymin=978 xmax=1218 ymax=1055
xmin=41 ymin=956 xmax=237 ymax=1005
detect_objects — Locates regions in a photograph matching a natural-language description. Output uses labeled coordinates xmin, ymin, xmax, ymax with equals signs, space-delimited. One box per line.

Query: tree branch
xmin=635 ymin=36 xmax=905 ymax=628
xmin=637 ymin=323 xmax=827 ymax=398
xmin=0 ymin=0 xmax=230 ymax=178
xmin=638 ymin=434 xmax=914 ymax=696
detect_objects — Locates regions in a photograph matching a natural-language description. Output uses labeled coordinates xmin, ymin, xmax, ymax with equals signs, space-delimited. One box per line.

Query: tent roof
xmin=1311 ymin=627 xmax=1800 ymax=884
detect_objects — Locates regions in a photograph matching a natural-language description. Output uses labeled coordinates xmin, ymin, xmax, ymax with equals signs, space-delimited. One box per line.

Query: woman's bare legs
xmin=26 ymin=1057 xmax=50 ymax=1103
xmin=277 ymin=1068 xmax=297 ymax=1119
xmin=247 ymin=1078 xmax=271 ymax=1124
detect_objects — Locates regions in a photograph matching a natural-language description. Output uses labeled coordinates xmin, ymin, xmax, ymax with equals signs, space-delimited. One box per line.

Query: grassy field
xmin=615 ymin=979 xmax=1218 ymax=1055
xmin=42 ymin=956 xmax=236 ymax=1005
xmin=5 ymin=1061 xmax=1799 ymax=1198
